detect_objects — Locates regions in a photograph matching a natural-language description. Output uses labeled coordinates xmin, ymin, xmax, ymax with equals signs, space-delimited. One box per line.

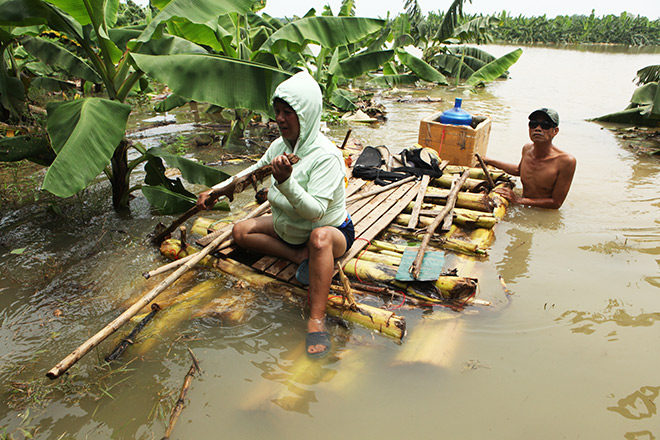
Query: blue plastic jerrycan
xmin=439 ymin=98 xmax=472 ymax=126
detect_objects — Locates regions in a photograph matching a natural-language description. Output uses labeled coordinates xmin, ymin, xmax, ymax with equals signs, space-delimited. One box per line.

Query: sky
xmin=260 ymin=0 xmax=660 ymax=20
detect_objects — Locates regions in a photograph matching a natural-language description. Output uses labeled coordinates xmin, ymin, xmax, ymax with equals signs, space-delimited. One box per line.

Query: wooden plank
xmin=252 ymin=255 xmax=278 ymax=272
xmin=339 ymin=180 xmax=420 ymax=267
xmin=265 ymin=258 xmax=291 ymax=277
xmin=407 ymin=174 xmax=430 ymax=229
xmin=350 ymin=185 xmax=400 ymax=228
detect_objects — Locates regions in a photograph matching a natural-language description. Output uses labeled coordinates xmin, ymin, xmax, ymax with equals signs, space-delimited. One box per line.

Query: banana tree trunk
xmin=110 ymin=139 xmax=130 ymax=212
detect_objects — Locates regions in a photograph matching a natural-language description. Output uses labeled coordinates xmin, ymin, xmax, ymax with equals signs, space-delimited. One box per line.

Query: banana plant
xmin=592 ymin=70 xmax=660 ymax=126
xmin=0 ymin=0 xmax=295 ymax=213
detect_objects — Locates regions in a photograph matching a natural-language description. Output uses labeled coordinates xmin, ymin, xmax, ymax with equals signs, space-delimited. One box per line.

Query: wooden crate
xmin=417 ymin=112 xmax=492 ymax=166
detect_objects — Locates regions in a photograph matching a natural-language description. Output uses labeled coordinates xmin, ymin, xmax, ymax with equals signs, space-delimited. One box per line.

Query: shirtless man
xmin=483 ymin=108 xmax=576 ymax=209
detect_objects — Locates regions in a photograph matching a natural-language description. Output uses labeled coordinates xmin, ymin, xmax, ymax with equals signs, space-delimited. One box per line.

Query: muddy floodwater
xmin=1 ymin=44 xmax=660 ymax=439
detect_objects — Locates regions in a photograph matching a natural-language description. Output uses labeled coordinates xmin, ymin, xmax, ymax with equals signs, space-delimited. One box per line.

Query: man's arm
xmin=483 ymin=155 xmax=521 ymax=176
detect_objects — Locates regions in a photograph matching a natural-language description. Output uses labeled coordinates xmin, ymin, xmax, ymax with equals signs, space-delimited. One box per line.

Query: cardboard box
xmin=417 ymin=113 xmax=492 ymax=166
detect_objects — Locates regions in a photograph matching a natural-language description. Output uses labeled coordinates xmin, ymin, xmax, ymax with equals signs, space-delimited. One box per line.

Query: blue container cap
xmin=440 ymin=98 xmax=472 ymax=126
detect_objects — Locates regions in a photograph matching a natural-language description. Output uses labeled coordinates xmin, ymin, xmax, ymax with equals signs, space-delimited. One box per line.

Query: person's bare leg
xmin=306 ymin=226 xmax=347 ymax=355
xmin=233 ymin=215 xmax=306 ymax=263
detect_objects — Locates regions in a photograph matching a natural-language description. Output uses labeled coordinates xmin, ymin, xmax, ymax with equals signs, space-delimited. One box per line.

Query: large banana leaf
xmin=22 ymin=36 xmax=102 ymax=83
xmin=146 ymin=147 xmax=230 ymax=187
xmin=366 ymin=74 xmax=419 ymax=87
xmin=630 ymin=82 xmax=658 ymax=106
xmin=141 ymin=184 xmax=196 ymax=215
xmin=154 ymin=93 xmax=189 ymax=112
xmin=109 ymin=29 xmax=208 ymax=55
xmin=164 ymin=19 xmax=230 ymax=53
xmin=131 ymin=53 xmax=291 ymax=115
xmin=260 ymin=16 xmax=385 ymax=53
xmin=330 ymin=89 xmax=357 ymax=111
xmin=142 ymin=184 xmax=229 ymax=214
xmin=452 ymin=16 xmax=498 ymax=44
xmin=0 ymin=0 xmax=83 ymax=42
xmin=142 ymin=153 xmax=230 ymax=214
xmin=329 ymin=50 xmax=394 ymax=79
xmin=454 ymin=46 xmax=496 ymax=64
xmin=45 ymin=0 xmax=118 ymax=28
xmin=629 ymin=82 xmax=660 ymax=117
xmin=431 ymin=53 xmax=475 ymax=78
xmin=434 ymin=0 xmax=467 ymax=43
xmin=396 ymin=49 xmax=448 ymax=84
xmin=636 ymin=65 xmax=660 ymax=85
xmin=591 ymin=106 xmax=659 ymax=126
xmin=31 ymin=77 xmax=77 ymax=92
xmin=465 ymin=48 xmax=522 ymax=87
xmin=138 ymin=0 xmax=254 ymax=43
xmin=43 ymin=98 xmax=131 ymax=198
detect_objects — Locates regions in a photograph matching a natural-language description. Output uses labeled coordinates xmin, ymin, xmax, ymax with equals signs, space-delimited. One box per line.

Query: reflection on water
xmin=557 ymin=299 xmax=660 ymax=336
xmin=609 ymin=385 xmax=660 ymax=420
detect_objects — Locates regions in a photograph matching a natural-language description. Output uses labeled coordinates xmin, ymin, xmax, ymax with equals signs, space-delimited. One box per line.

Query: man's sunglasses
xmin=528 ymin=120 xmax=556 ymax=130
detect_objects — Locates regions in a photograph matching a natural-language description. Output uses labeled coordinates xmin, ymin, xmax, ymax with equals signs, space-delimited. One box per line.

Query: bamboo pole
xmin=409 ymin=170 xmax=470 ymax=280
xmin=430 ymin=174 xmax=489 ymax=192
xmin=46 ymin=225 xmax=234 ymax=379
xmin=424 ymin=187 xmax=492 ymax=212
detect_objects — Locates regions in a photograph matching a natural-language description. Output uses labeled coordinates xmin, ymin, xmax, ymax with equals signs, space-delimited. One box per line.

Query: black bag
xmin=352 ymin=146 xmax=411 ymax=186
xmin=392 ymin=148 xmax=444 ymax=178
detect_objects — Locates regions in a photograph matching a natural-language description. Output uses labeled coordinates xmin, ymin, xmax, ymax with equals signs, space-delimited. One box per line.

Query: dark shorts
xmin=336 ymin=213 xmax=355 ymax=251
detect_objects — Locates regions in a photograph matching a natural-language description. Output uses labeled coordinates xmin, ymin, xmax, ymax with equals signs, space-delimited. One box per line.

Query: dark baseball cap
xmin=529 ymin=108 xmax=559 ymax=126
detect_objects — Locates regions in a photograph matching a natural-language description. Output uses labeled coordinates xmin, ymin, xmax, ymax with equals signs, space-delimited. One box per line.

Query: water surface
xmin=1 ymin=44 xmax=659 ymax=439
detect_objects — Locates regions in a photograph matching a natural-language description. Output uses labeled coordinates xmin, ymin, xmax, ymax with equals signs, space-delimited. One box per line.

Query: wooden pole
xmin=407 ymin=174 xmax=430 ymax=229
xmin=339 ymin=129 xmax=352 ymax=149
xmin=46 ymin=227 xmax=232 ymax=379
xmin=162 ymin=348 xmax=202 ymax=440
xmin=409 ymin=170 xmax=470 ymax=279
xmin=475 ymin=153 xmax=495 ymax=190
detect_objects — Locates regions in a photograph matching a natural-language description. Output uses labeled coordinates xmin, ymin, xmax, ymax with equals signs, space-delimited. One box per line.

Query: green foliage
xmin=43 ymin=98 xmax=131 ymax=198
xmin=465 ymin=48 xmax=522 ymax=87
xmin=492 ymin=11 xmax=660 ymax=46
xmin=0 ymin=0 xmax=519 ymax=215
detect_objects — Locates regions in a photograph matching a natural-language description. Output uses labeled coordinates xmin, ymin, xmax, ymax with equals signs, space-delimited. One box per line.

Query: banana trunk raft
xmin=157 ymin=162 xmax=512 ymax=342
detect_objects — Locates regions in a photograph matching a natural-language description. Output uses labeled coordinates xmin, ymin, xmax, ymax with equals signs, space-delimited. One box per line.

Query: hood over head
xmin=272 ymin=71 xmax=322 ymax=153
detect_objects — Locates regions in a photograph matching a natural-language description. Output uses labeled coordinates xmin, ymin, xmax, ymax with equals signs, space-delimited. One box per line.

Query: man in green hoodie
xmin=197 ymin=71 xmax=352 ymax=359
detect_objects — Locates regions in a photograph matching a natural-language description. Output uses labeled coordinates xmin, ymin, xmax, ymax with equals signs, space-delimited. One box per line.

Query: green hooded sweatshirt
xmin=214 ymin=71 xmax=347 ymax=245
